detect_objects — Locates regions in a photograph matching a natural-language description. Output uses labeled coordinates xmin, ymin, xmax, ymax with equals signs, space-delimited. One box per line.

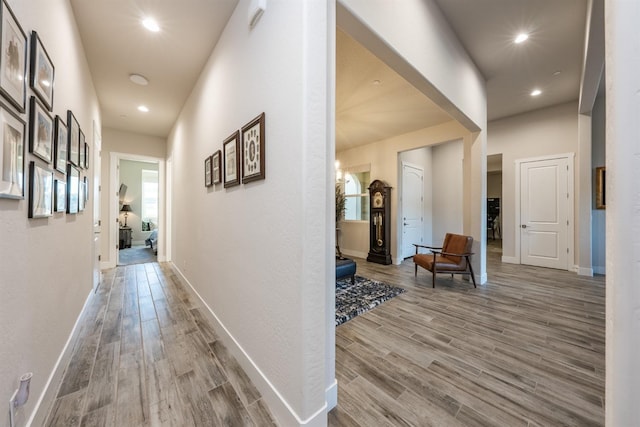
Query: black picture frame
xmin=79 ymin=175 xmax=85 ymax=211
xmin=79 ymin=129 xmax=85 ymax=169
xmin=204 ymin=155 xmax=213 ymax=187
xmin=29 ymin=31 xmax=54 ymax=111
xmin=54 ymin=178 xmax=66 ymax=212
xmin=28 ymin=161 xmax=53 ymax=218
xmin=596 ymin=166 xmax=606 ymax=210
xmin=84 ymin=175 xmax=89 ymax=203
xmin=66 ymin=164 xmax=79 ymax=214
xmin=212 ymin=150 xmax=221 ymax=184
xmin=84 ymin=142 xmax=89 ymax=169
xmin=0 ymin=101 xmax=25 ymax=199
xmin=0 ymin=0 xmax=26 ymax=112
xmin=54 ymin=115 xmax=67 ymax=173
xmin=223 ymin=131 xmax=240 ymax=188
xmin=241 ymin=112 xmax=265 ymax=184
xmin=67 ymin=110 xmax=80 ymax=166
xmin=29 ymin=96 xmax=52 ymax=163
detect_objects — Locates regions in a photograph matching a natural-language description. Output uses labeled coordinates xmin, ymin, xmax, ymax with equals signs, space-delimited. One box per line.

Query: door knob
xmin=404 ymin=223 xmax=408 ymax=226
xmin=521 ymin=224 xmax=527 ymax=229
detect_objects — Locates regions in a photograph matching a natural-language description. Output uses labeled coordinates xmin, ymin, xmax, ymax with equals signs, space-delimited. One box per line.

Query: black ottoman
xmin=336 ymin=258 xmax=356 ymax=285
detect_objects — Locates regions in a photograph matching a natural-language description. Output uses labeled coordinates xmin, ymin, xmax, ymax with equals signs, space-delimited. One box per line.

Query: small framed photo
xmin=83 ymin=175 xmax=89 ymax=202
xmin=79 ymin=129 xmax=85 ymax=169
xmin=596 ymin=166 xmax=606 ymax=210
xmin=54 ymin=115 xmax=67 ymax=173
xmin=241 ymin=112 xmax=265 ymax=184
xmin=54 ymin=178 xmax=66 ymax=212
xmin=223 ymin=131 xmax=240 ymax=188
xmin=29 ymin=96 xmax=52 ymax=163
xmin=212 ymin=150 xmax=221 ymax=184
xmin=29 ymin=31 xmax=54 ymax=111
xmin=79 ymin=176 xmax=85 ymax=211
xmin=0 ymin=0 xmax=27 ymax=112
xmin=204 ymin=155 xmax=213 ymax=187
xmin=0 ymin=102 xmax=25 ymax=199
xmin=28 ymin=161 xmax=53 ymax=218
xmin=67 ymin=110 xmax=80 ymax=166
xmin=84 ymin=142 xmax=89 ymax=169
xmin=66 ymin=164 xmax=79 ymax=214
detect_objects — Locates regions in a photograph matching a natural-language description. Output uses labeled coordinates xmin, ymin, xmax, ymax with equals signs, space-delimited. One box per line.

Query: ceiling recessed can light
xmin=138 ymin=105 xmax=149 ymax=112
xmin=553 ymin=70 xmax=561 ymax=76
xmin=372 ymin=79 xmax=381 ymax=85
xmin=142 ymin=17 xmax=160 ymax=32
xmin=129 ymin=73 xmax=149 ymax=86
xmin=531 ymin=89 xmax=542 ymax=97
xmin=514 ymin=33 xmax=529 ymax=44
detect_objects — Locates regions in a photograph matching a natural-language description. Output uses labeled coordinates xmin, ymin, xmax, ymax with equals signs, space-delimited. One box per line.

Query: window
xmin=343 ymin=170 xmax=370 ymax=221
xmin=141 ymin=169 xmax=158 ymax=228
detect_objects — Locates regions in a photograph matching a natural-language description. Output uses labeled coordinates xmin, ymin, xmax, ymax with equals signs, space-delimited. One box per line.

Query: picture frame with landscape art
xmin=28 ymin=161 xmax=53 ymax=218
xmin=54 ymin=115 xmax=67 ymax=173
xmin=0 ymin=102 xmax=24 ymax=198
xmin=66 ymin=164 xmax=79 ymax=214
xmin=223 ymin=131 xmax=240 ymax=188
xmin=596 ymin=166 xmax=606 ymax=210
xmin=67 ymin=110 xmax=80 ymax=167
xmin=54 ymin=178 xmax=65 ymax=212
xmin=29 ymin=31 xmax=54 ymax=111
xmin=0 ymin=0 xmax=26 ymax=112
xmin=29 ymin=96 xmax=52 ymax=163
xmin=212 ymin=150 xmax=221 ymax=184
xmin=241 ymin=112 xmax=265 ymax=184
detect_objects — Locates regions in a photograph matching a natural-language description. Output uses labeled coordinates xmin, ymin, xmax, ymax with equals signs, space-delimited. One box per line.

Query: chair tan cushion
xmin=414 ymin=253 xmax=468 ymax=272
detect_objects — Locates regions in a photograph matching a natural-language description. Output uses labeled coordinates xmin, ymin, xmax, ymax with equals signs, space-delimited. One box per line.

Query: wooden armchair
xmin=413 ymin=233 xmax=476 ymax=288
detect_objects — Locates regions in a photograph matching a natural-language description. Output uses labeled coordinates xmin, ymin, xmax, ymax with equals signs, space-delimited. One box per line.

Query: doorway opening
xmin=487 ymin=153 xmax=502 ymax=258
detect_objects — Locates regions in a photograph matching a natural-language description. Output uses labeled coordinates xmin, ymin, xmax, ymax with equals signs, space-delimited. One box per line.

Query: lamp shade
xmin=121 ymin=204 xmax=132 ymax=212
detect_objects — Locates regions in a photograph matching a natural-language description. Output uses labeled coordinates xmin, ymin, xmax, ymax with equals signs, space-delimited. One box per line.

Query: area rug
xmin=335 ymin=275 xmax=406 ymax=326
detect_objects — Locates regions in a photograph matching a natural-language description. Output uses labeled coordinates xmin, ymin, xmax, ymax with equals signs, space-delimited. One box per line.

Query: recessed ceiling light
xmin=553 ymin=70 xmax=561 ymax=76
xmin=138 ymin=105 xmax=149 ymax=112
xmin=531 ymin=89 xmax=542 ymax=97
xmin=142 ymin=17 xmax=160 ymax=32
xmin=372 ymin=79 xmax=382 ymax=85
xmin=129 ymin=73 xmax=149 ymax=86
xmin=514 ymin=33 xmax=529 ymax=44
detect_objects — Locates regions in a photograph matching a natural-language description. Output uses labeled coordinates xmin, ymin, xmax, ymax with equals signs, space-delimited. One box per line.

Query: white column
xmin=577 ymin=113 xmax=593 ymax=276
xmin=463 ymin=131 xmax=487 ymax=284
xmin=605 ymin=0 xmax=640 ymax=424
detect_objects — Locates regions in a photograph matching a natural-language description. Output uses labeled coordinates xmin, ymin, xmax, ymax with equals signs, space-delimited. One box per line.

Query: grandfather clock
xmin=367 ymin=180 xmax=392 ymax=265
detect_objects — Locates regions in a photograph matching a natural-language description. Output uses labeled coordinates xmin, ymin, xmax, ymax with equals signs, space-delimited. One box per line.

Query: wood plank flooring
xmin=329 ymin=242 xmax=605 ymax=426
xmin=44 ymin=263 xmax=276 ymax=427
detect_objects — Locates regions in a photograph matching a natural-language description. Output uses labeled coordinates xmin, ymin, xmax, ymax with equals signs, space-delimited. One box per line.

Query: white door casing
xmin=92 ymin=122 xmax=101 ymax=291
xmin=401 ymin=162 xmax=424 ymax=258
xmin=517 ymin=154 xmax=573 ymax=270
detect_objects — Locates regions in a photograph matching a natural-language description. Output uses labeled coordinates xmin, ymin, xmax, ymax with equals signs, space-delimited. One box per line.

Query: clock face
xmin=373 ymin=191 xmax=383 ymax=208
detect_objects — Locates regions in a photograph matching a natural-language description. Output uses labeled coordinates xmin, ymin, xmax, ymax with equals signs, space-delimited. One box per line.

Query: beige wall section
xmin=0 ymin=1 xmax=101 ymax=426
xmin=487 ymin=102 xmax=580 ymax=264
xmin=99 ymin=127 xmax=166 ymax=266
xmin=119 ymin=160 xmax=159 ymax=244
xmin=337 ymin=121 xmax=471 ymax=264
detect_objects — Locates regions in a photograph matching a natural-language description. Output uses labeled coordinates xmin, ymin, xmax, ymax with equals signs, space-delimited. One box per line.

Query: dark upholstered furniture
xmin=336 ymin=258 xmax=356 ymax=285
xmin=413 ymin=233 xmax=476 ymax=288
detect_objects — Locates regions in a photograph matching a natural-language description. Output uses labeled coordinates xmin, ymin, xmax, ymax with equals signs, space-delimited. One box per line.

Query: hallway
xmin=44 ymin=263 xmax=276 ymax=426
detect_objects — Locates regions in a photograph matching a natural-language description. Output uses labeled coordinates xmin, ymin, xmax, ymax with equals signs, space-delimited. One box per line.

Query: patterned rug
xmin=335 ymin=275 xmax=406 ymax=326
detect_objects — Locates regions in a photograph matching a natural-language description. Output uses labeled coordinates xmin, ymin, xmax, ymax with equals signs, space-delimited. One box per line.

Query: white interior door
xmin=520 ymin=157 xmax=569 ymax=269
xmin=92 ymin=123 xmax=102 ymax=291
xmin=402 ymin=162 xmax=424 ymax=258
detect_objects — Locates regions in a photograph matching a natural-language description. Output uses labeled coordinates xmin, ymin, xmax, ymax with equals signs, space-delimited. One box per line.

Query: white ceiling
xmin=70 ymin=1 xmax=588 ymax=149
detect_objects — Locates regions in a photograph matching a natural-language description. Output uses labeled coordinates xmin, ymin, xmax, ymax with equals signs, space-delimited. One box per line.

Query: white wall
xmin=166 ymin=1 xmax=331 ymax=425
xmin=591 ymin=91 xmax=605 ymax=274
xmin=119 ymin=160 xmax=159 ymax=244
xmin=100 ymin=127 xmax=166 ymax=265
xmin=432 ymin=141 xmax=464 ymax=245
xmin=487 ymin=102 xmax=580 ymax=263
xmin=0 ymin=1 xmax=101 ymax=425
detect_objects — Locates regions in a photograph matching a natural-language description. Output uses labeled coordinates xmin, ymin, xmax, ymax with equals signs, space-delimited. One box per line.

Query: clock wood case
xmin=367 ymin=179 xmax=392 ymax=265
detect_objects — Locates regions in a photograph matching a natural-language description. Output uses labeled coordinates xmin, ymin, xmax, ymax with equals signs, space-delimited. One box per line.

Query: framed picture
xmin=28 ymin=161 xmax=53 ymax=218
xmin=0 ymin=102 xmax=24 ymax=198
xmin=66 ymin=164 xmax=79 ymax=214
xmin=54 ymin=115 xmax=67 ymax=173
xmin=223 ymin=131 xmax=240 ymax=188
xmin=79 ymin=176 xmax=85 ymax=211
xmin=29 ymin=96 xmax=52 ymax=163
xmin=596 ymin=166 xmax=606 ymax=210
xmin=241 ymin=112 xmax=265 ymax=184
xmin=84 ymin=142 xmax=89 ymax=169
xmin=79 ymin=129 xmax=85 ymax=169
xmin=29 ymin=31 xmax=54 ymax=111
xmin=204 ymin=155 xmax=212 ymax=187
xmin=0 ymin=0 xmax=26 ymax=112
xmin=83 ymin=175 xmax=89 ymax=202
xmin=54 ymin=178 xmax=65 ymax=212
xmin=67 ymin=110 xmax=80 ymax=166
xmin=212 ymin=150 xmax=221 ymax=184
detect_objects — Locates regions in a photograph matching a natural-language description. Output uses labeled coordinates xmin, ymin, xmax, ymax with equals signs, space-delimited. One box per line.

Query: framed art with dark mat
xmin=223 ymin=131 xmax=240 ymax=188
xmin=0 ymin=0 xmax=26 ymax=112
xmin=241 ymin=112 xmax=265 ymax=184
xmin=29 ymin=31 xmax=54 ymax=110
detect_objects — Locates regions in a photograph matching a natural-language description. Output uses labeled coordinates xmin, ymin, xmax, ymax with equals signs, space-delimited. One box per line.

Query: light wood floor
xmin=329 ymin=242 xmax=605 ymax=426
xmin=44 ymin=263 xmax=276 ymax=426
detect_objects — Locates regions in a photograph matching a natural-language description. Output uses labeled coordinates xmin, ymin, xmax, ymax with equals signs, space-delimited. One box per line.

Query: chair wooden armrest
xmin=438 ymin=250 xmax=474 ymax=257
xmin=413 ymin=243 xmax=442 ymax=254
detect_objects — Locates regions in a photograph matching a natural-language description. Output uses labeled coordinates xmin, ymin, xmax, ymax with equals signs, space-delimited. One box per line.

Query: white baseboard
xmin=326 ymin=379 xmax=338 ymax=411
xmin=593 ymin=266 xmax=606 ymax=275
xmin=28 ymin=291 xmax=93 ymax=427
xmin=476 ymin=273 xmax=488 ymax=285
xmin=501 ymin=256 xmax=519 ymax=264
xmin=577 ymin=266 xmax=594 ymax=276
xmin=169 ymin=263 xmax=327 ymax=426
xmin=100 ymin=260 xmax=115 ymax=270
xmin=340 ymin=249 xmax=367 ymax=260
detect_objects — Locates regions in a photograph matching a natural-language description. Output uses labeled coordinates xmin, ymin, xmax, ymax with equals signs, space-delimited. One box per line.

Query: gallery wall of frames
xmin=0 ymin=0 xmax=90 ymax=218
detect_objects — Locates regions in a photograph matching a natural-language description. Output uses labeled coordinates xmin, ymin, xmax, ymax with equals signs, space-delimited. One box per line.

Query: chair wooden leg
xmin=432 ymin=270 xmax=436 ymax=288
xmin=415 ymin=263 xmax=418 ymax=276
xmin=467 ymin=257 xmax=477 ymax=288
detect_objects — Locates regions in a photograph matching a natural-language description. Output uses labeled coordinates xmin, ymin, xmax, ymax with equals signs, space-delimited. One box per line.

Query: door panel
xmin=402 ymin=163 xmax=423 ymax=258
xmin=520 ymin=158 xmax=568 ymax=269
